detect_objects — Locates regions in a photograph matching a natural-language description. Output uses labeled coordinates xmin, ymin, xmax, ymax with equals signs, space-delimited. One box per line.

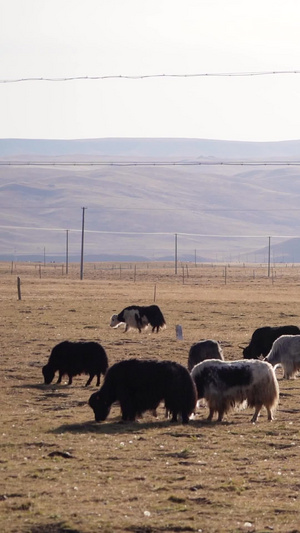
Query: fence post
xmin=17 ymin=277 xmax=21 ymax=300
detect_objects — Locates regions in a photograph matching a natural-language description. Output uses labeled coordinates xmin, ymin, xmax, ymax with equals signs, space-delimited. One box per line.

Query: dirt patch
xmin=1 ymin=262 xmax=300 ymax=532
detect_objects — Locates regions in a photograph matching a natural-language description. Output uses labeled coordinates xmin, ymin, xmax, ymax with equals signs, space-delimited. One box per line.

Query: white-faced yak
xmin=110 ymin=305 xmax=166 ymax=333
xmin=264 ymin=334 xmax=300 ymax=379
xmin=191 ymin=358 xmax=279 ymax=423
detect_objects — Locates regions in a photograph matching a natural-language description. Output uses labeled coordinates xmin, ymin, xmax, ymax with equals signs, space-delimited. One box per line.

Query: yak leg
xmin=85 ymin=374 xmax=94 ymax=387
xmin=207 ymin=406 xmax=215 ymax=422
xmin=181 ymin=411 xmax=190 ymax=424
xmin=251 ymin=404 xmax=262 ymax=423
xmin=170 ymin=411 xmax=178 ymax=423
xmin=217 ymin=409 xmax=225 ymax=422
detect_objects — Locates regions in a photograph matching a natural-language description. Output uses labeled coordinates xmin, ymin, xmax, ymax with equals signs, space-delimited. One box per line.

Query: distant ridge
xmin=1 ymin=137 xmax=300 ymax=262
xmin=1 ymin=137 xmax=300 ymax=159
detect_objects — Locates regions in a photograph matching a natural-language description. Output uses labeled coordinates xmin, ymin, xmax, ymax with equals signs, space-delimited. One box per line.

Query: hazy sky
xmin=1 ymin=0 xmax=300 ymax=141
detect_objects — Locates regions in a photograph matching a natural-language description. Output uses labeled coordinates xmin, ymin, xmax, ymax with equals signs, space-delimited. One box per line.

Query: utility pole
xmin=66 ymin=229 xmax=69 ymax=275
xmin=268 ymin=236 xmax=271 ymax=278
xmin=80 ymin=208 xmax=87 ymax=280
xmin=175 ymin=233 xmax=178 ymax=274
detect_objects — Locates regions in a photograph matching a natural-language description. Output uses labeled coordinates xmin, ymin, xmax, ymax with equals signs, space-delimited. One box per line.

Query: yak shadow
xmin=13 ymin=382 xmax=71 ymax=390
xmin=50 ymin=418 xmax=181 ymax=435
xmin=13 ymin=382 xmax=99 ymax=391
xmin=48 ymin=415 xmax=219 ymax=435
xmin=48 ymin=413 xmax=234 ymax=435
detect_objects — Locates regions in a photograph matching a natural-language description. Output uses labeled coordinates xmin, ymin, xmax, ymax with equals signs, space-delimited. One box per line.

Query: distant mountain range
xmin=1 ymin=137 xmax=300 ymax=263
xmin=1 ymin=137 xmax=300 ymax=158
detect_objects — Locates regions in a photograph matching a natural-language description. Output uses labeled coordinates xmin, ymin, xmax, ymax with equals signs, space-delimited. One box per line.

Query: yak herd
xmin=42 ymin=304 xmax=300 ymax=425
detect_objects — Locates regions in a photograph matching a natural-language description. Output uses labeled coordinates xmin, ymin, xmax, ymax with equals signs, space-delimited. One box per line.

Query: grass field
xmin=1 ymin=262 xmax=300 ymax=533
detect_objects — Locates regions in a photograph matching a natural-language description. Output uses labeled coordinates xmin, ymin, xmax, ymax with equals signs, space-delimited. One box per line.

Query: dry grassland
xmin=1 ymin=262 xmax=300 ymax=533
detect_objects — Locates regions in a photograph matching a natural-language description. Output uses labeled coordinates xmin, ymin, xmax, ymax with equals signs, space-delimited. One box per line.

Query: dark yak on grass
xmin=188 ymin=339 xmax=224 ymax=372
xmin=89 ymin=358 xmax=197 ymax=424
xmin=242 ymin=325 xmax=300 ymax=359
xmin=42 ymin=341 xmax=108 ymax=386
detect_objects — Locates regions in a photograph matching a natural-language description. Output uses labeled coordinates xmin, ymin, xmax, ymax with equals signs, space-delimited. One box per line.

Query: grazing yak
xmin=88 ymin=358 xmax=197 ymax=424
xmin=42 ymin=341 xmax=108 ymax=386
xmin=264 ymin=334 xmax=300 ymax=379
xmin=243 ymin=325 xmax=300 ymax=359
xmin=191 ymin=359 xmax=279 ymax=423
xmin=188 ymin=339 xmax=224 ymax=372
xmin=110 ymin=304 xmax=166 ymax=333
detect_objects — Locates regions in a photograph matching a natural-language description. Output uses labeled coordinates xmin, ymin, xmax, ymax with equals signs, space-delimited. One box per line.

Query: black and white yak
xmin=88 ymin=358 xmax=197 ymax=424
xmin=42 ymin=341 xmax=108 ymax=386
xmin=191 ymin=358 xmax=279 ymax=423
xmin=188 ymin=339 xmax=224 ymax=372
xmin=264 ymin=334 xmax=300 ymax=379
xmin=242 ymin=325 xmax=300 ymax=359
xmin=110 ymin=305 xmax=166 ymax=333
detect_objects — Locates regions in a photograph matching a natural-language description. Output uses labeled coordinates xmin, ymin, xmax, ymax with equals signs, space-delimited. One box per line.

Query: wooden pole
xmin=268 ymin=236 xmax=271 ymax=278
xmin=80 ymin=207 xmax=87 ymax=280
xmin=175 ymin=233 xmax=178 ymax=274
xmin=17 ymin=277 xmax=21 ymax=300
xmin=66 ymin=229 xmax=69 ymax=275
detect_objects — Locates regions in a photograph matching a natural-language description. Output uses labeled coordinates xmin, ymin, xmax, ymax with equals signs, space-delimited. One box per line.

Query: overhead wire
xmin=1 ymin=160 xmax=300 ymax=167
xmin=1 ymin=70 xmax=300 ymax=83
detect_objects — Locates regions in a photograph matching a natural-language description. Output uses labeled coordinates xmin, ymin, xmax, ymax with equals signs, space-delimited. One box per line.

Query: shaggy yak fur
xmin=110 ymin=304 xmax=166 ymax=333
xmin=191 ymin=358 xmax=279 ymax=423
xmin=264 ymin=334 xmax=300 ymax=379
xmin=188 ymin=339 xmax=224 ymax=372
xmin=243 ymin=325 xmax=300 ymax=359
xmin=42 ymin=341 xmax=108 ymax=386
xmin=88 ymin=358 xmax=197 ymax=424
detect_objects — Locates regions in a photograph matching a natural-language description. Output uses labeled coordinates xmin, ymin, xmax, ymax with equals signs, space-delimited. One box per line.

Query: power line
xmin=0 ymin=224 xmax=299 ymax=239
xmin=1 ymin=160 xmax=300 ymax=167
xmin=1 ymin=206 xmax=300 ymax=212
xmin=1 ymin=70 xmax=300 ymax=83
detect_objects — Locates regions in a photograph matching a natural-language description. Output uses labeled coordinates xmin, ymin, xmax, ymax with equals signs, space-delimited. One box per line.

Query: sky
xmin=0 ymin=0 xmax=300 ymax=142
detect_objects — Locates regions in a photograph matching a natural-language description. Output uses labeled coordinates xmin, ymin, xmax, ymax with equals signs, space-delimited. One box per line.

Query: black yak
xmin=243 ymin=325 xmax=300 ymax=359
xmin=188 ymin=339 xmax=224 ymax=372
xmin=89 ymin=358 xmax=197 ymax=424
xmin=42 ymin=341 xmax=108 ymax=386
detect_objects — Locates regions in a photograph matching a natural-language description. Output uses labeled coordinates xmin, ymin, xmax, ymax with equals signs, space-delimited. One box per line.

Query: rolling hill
xmin=1 ymin=138 xmax=300 ymax=263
